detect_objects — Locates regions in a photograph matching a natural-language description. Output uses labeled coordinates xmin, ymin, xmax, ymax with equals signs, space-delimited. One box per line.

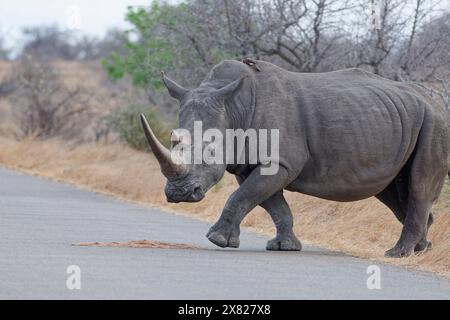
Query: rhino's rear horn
xmin=140 ymin=114 xmax=186 ymax=178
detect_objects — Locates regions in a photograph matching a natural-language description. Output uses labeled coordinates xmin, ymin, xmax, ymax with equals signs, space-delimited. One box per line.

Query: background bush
xmin=10 ymin=57 xmax=93 ymax=140
xmin=108 ymin=103 xmax=172 ymax=151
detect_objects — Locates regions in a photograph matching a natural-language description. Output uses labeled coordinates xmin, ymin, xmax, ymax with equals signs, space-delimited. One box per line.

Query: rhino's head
xmin=141 ymin=73 xmax=244 ymax=203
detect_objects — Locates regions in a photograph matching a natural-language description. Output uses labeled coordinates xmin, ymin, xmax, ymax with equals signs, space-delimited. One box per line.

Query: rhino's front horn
xmin=140 ymin=114 xmax=186 ymax=178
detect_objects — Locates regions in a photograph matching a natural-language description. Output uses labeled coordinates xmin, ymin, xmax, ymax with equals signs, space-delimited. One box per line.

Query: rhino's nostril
xmin=192 ymin=186 xmax=204 ymax=200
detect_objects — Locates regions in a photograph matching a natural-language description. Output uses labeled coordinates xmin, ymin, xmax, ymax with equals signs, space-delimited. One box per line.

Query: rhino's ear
xmin=213 ymin=76 xmax=246 ymax=99
xmin=161 ymin=71 xmax=189 ymax=101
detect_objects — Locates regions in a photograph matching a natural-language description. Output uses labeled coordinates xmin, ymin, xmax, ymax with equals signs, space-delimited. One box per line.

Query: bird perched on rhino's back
xmin=141 ymin=59 xmax=449 ymax=258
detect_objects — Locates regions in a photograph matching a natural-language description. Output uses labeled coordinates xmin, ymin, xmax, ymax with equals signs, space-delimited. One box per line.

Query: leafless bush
xmin=20 ymin=25 xmax=78 ymax=61
xmin=11 ymin=57 xmax=94 ymax=139
xmin=74 ymin=28 xmax=129 ymax=60
xmin=19 ymin=25 xmax=128 ymax=61
xmin=435 ymin=76 xmax=450 ymax=110
xmin=142 ymin=0 xmax=448 ymax=80
xmin=397 ymin=10 xmax=450 ymax=81
xmin=0 ymin=35 xmax=9 ymax=60
xmin=0 ymin=77 xmax=16 ymax=98
xmin=223 ymin=0 xmax=356 ymax=72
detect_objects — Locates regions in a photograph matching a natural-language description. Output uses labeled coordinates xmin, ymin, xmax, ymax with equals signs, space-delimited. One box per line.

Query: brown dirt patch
xmin=73 ymin=240 xmax=201 ymax=250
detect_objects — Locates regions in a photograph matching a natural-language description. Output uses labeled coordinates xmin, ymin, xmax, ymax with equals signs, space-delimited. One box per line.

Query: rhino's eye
xmin=171 ymin=130 xmax=191 ymax=149
xmin=204 ymin=145 xmax=217 ymax=160
xmin=171 ymin=138 xmax=181 ymax=149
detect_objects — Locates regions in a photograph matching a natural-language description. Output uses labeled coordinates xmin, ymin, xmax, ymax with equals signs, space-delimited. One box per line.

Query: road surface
xmin=0 ymin=167 xmax=449 ymax=299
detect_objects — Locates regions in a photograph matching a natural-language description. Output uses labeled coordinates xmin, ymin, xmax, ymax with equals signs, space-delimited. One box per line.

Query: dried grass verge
xmin=0 ymin=137 xmax=448 ymax=278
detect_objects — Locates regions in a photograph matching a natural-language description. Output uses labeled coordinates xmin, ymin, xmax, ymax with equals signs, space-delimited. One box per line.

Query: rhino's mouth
xmin=165 ymin=184 xmax=204 ymax=203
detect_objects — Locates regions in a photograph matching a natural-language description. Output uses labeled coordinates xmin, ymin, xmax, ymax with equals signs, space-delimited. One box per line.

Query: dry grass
xmin=0 ymin=138 xmax=449 ymax=278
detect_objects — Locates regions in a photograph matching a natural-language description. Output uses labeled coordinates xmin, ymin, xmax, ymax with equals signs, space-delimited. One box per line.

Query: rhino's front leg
xmin=207 ymin=166 xmax=291 ymax=248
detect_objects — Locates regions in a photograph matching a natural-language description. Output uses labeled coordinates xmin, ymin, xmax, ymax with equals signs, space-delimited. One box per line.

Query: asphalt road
xmin=0 ymin=167 xmax=449 ymax=299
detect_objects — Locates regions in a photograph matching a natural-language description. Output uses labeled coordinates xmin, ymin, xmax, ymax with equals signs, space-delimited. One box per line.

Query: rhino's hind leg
xmin=384 ymin=199 xmax=434 ymax=258
xmin=384 ymin=125 xmax=447 ymax=258
xmin=260 ymin=191 xmax=302 ymax=251
xmin=375 ymin=178 xmax=407 ymax=224
xmin=375 ymin=178 xmax=433 ymax=254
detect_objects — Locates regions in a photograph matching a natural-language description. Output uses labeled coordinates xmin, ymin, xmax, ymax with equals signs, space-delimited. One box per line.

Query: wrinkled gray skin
xmin=142 ymin=60 xmax=450 ymax=258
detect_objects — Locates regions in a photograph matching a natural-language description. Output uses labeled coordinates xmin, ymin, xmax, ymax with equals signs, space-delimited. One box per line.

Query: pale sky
xmin=0 ymin=0 xmax=174 ymax=49
xmin=1 ymin=0 xmax=449 ymax=51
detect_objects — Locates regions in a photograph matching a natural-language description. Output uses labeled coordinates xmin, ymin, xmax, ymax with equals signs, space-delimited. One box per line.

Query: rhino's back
xmin=291 ymin=69 xmax=449 ymax=200
xmin=245 ymin=64 xmax=431 ymax=200
xmin=210 ymin=61 xmax=446 ymax=200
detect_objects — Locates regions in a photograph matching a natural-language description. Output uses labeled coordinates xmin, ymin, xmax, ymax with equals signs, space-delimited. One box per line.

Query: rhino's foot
xmin=266 ymin=233 xmax=302 ymax=251
xmin=206 ymin=224 xmax=240 ymax=248
xmin=414 ymin=240 xmax=432 ymax=254
xmin=384 ymin=244 xmax=414 ymax=258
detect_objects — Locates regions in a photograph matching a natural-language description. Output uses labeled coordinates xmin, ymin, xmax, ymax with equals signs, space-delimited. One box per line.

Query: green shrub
xmin=109 ymin=104 xmax=172 ymax=151
xmin=212 ymin=177 xmax=225 ymax=193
